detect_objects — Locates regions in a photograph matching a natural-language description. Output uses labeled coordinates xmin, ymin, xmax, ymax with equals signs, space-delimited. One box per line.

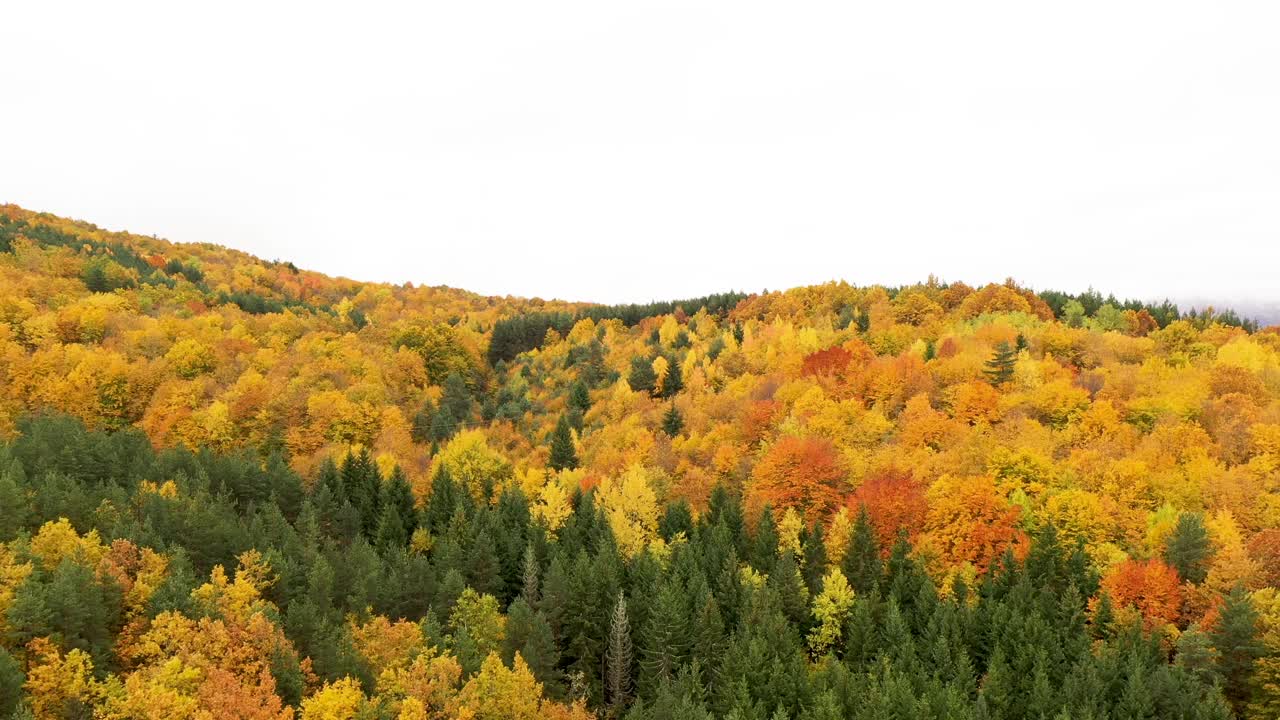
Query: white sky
xmin=3 ymin=1 xmax=1279 ymax=306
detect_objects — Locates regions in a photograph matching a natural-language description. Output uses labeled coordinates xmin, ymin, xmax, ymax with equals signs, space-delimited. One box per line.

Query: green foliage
xmin=628 ymin=356 xmax=658 ymax=395
xmin=1165 ymin=513 xmax=1212 ymax=584
xmin=549 ymin=415 xmax=579 ymax=472
xmin=983 ymin=341 xmax=1017 ymax=386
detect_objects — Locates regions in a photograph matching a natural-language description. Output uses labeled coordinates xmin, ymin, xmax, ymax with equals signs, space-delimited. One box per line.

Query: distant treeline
xmin=1036 ymin=288 xmax=1258 ymax=332
xmin=487 ymin=292 xmax=748 ymax=364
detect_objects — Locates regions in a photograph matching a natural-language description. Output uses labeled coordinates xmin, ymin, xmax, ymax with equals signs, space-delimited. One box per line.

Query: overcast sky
xmin=3 ymin=1 xmax=1279 ymax=306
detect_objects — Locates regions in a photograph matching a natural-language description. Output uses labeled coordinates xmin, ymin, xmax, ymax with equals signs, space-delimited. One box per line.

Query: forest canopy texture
xmin=0 ymin=205 xmax=1278 ymax=719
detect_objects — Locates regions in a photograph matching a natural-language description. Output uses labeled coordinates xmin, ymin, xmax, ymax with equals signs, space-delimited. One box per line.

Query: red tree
xmin=850 ymin=469 xmax=928 ymax=554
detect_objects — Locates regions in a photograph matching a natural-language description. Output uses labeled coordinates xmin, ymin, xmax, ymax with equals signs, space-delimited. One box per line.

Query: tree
xmin=807 ymin=569 xmax=854 ymax=657
xmin=0 ymin=646 xmax=23 ymax=718
xmin=660 ymin=405 xmax=684 ymax=438
xmin=607 ymin=593 xmax=634 ymax=714
xmin=841 ymin=506 xmax=881 ymax=595
xmin=749 ymin=436 xmax=847 ymax=524
xmin=1100 ymin=559 xmax=1183 ymax=629
xmin=659 ymin=356 xmax=683 ymax=399
xmin=1209 ymin=584 xmax=1263 ymax=711
xmin=569 ymin=380 xmax=591 ymax=416
xmin=549 ymin=415 xmax=579 ymax=472
xmin=1164 ymin=512 xmax=1212 ymax=584
xmin=628 ymin=357 xmax=658 ymax=396
xmin=983 ymin=341 xmax=1017 ymax=386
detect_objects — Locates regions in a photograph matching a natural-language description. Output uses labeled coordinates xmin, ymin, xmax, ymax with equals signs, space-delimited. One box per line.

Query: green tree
xmin=608 ymin=593 xmax=635 ymax=714
xmin=660 ymin=356 xmax=683 ymax=399
xmin=661 ymin=405 xmax=684 ymax=438
xmin=628 ymin=356 xmax=658 ymax=396
xmin=983 ymin=341 xmax=1017 ymax=386
xmin=0 ymin=646 xmax=23 ymax=718
xmin=1209 ymin=584 xmax=1263 ymax=711
xmin=841 ymin=506 xmax=881 ymax=595
xmin=549 ymin=415 xmax=579 ymax=472
xmin=1164 ymin=513 xmax=1212 ymax=584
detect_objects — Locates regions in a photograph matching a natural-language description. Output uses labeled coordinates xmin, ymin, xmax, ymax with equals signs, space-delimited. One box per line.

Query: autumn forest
xmin=1 ymin=204 xmax=1279 ymax=719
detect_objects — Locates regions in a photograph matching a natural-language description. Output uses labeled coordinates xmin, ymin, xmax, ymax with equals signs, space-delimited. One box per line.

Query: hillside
xmin=1 ymin=205 xmax=1279 ymax=717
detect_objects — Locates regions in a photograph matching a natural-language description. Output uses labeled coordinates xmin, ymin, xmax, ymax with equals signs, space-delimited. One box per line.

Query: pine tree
xmin=440 ymin=371 xmax=474 ymax=425
xmin=549 ymin=415 xmax=579 ymax=472
xmin=607 ymin=593 xmax=635 ymax=714
xmin=923 ymin=339 xmax=937 ymax=362
xmin=639 ymin=581 xmax=690 ymax=699
xmin=569 ymin=380 xmax=592 ymax=415
xmin=0 ymin=460 xmax=29 ymax=540
xmin=1209 ymin=584 xmax=1263 ymax=711
xmin=660 ymin=356 xmax=683 ymax=399
xmin=628 ymin=356 xmax=658 ymax=395
xmin=0 ymin=646 xmax=24 ymax=718
xmin=800 ymin=522 xmax=828 ymax=598
xmin=661 ymin=404 xmax=684 ymax=437
xmin=520 ymin=544 xmax=541 ymax=606
xmin=1164 ymin=513 xmax=1212 ymax=584
xmin=983 ymin=341 xmax=1017 ymax=386
xmin=750 ymin=506 xmax=780 ymax=575
xmin=374 ymin=502 xmax=408 ymax=550
xmin=842 ymin=506 xmax=881 ymax=595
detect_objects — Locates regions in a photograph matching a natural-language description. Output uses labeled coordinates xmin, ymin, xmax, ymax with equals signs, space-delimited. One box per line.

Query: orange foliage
xmin=749 ymin=435 xmax=848 ymax=524
xmin=923 ymin=475 xmax=1027 ymax=572
xmin=1100 ymin=559 xmax=1183 ymax=628
xmin=850 ymin=469 xmax=927 ymax=552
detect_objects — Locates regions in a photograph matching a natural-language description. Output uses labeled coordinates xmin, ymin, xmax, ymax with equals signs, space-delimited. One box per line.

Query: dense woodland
xmin=0 ymin=204 xmax=1278 ymax=718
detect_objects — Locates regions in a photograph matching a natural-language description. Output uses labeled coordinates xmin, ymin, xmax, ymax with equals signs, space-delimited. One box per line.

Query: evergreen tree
xmin=660 ymin=356 xmax=684 ymax=399
xmin=504 ymin=597 xmax=561 ymax=692
xmin=628 ymin=356 xmax=658 ymax=395
xmin=842 ymin=506 xmax=881 ymax=595
xmin=661 ymin=404 xmax=684 ymax=438
xmin=750 ymin=506 xmax=780 ymax=575
xmin=1164 ymin=513 xmax=1212 ymax=584
xmin=520 ymin=544 xmax=541 ymax=606
xmin=549 ymin=415 xmax=579 ymax=472
xmin=569 ymin=380 xmax=592 ymax=415
xmin=411 ymin=398 xmax=436 ymax=443
xmin=800 ymin=522 xmax=828 ymax=598
xmin=340 ymin=448 xmax=382 ymax=537
xmin=639 ymin=581 xmax=690 ymax=700
xmin=0 ymin=646 xmax=23 ymax=718
xmin=608 ymin=593 xmax=635 ymax=714
xmin=983 ymin=341 xmax=1017 ymax=386
xmin=1209 ymin=584 xmax=1263 ymax=711
xmin=440 ymin=371 xmax=474 ymax=426
xmin=0 ymin=460 xmax=29 ymax=540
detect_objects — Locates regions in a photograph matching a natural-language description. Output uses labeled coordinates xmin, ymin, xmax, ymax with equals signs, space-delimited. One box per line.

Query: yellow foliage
xmin=598 ymin=464 xmax=663 ymax=558
xmin=302 ymin=677 xmax=367 ymax=720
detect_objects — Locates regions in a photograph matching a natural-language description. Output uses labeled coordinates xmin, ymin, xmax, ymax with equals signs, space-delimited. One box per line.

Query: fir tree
xmin=842 ymin=506 xmax=881 ymax=595
xmin=549 ymin=414 xmax=579 ymax=471
xmin=520 ymin=544 xmax=541 ymax=606
xmin=660 ymin=356 xmax=684 ymax=399
xmin=661 ymin=404 xmax=684 ymax=437
xmin=607 ymin=594 xmax=635 ymax=714
xmin=628 ymin=356 xmax=658 ymax=395
xmin=1209 ymin=584 xmax=1263 ymax=711
xmin=569 ymin=380 xmax=592 ymax=415
xmin=1164 ymin=513 xmax=1212 ymax=584
xmin=983 ymin=341 xmax=1017 ymax=386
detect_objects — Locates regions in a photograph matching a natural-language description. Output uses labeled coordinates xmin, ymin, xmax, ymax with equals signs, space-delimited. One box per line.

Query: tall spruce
xmin=983 ymin=341 xmax=1017 ymax=386
xmin=608 ymin=593 xmax=635 ymax=714
xmin=549 ymin=415 xmax=579 ymax=471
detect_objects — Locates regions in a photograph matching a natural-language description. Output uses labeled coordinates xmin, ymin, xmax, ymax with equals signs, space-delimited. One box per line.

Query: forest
xmin=0 ymin=204 xmax=1278 ymax=718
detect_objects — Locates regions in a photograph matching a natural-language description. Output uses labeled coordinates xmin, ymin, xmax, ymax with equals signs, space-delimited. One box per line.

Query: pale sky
xmin=3 ymin=1 xmax=1279 ymax=307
